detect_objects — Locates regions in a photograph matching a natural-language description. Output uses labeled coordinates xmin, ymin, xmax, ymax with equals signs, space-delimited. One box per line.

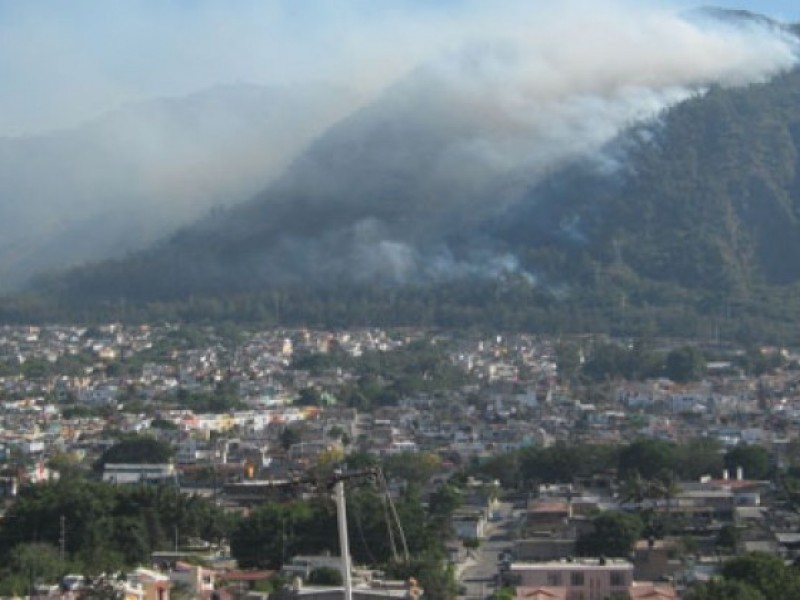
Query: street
xmin=457 ymin=502 xmax=515 ymax=600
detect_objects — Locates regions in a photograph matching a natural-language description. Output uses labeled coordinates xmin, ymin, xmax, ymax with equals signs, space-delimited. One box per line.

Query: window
xmin=570 ymin=572 xmax=585 ymax=586
xmin=547 ymin=573 xmax=563 ymax=586
xmin=610 ymin=572 xmax=626 ymax=587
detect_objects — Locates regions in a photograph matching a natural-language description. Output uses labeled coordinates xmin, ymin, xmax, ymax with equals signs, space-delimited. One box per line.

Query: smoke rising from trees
xmin=0 ymin=1 xmax=797 ymax=288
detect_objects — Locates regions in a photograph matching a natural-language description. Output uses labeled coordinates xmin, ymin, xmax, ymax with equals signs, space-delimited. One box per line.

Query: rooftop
xmin=510 ymin=559 xmax=632 ymax=571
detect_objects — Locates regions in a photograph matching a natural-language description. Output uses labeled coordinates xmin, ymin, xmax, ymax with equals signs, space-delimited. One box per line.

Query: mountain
xmin=0 ymin=83 xmax=358 ymax=290
xmin=13 ymin=20 xmax=800 ymax=340
xmin=494 ymin=64 xmax=800 ymax=291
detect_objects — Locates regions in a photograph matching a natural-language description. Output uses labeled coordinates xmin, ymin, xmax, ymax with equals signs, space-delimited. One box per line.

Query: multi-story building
xmin=508 ymin=559 xmax=633 ymax=600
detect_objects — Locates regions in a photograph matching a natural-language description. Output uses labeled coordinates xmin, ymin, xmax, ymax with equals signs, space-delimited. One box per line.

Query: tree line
xmin=0 ymin=450 xmax=462 ymax=599
xmin=471 ymin=438 xmax=772 ymax=490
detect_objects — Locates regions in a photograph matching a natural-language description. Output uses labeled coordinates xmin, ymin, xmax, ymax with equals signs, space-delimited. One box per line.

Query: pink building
xmin=628 ymin=582 xmax=677 ymax=600
xmin=509 ymin=559 xmax=633 ymax=600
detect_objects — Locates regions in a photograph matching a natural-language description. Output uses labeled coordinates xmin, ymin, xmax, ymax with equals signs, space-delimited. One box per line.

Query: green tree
xmin=716 ymin=524 xmax=740 ymax=552
xmin=618 ymin=439 xmax=675 ymax=480
xmin=46 ymin=452 xmax=86 ymax=480
xmin=296 ymin=387 xmax=322 ymax=407
xmin=520 ymin=443 xmax=617 ymax=485
xmin=674 ymin=438 xmax=724 ymax=480
xmin=491 ymin=587 xmax=516 ymax=600
xmin=21 ymin=357 xmax=52 ymax=379
xmin=724 ymin=445 xmax=771 ymax=480
xmin=473 ymin=452 xmax=521 ymax=489
xmin=555 ymin=341 xmax=582 ymax=382
xmin=577 ymin=512 xmax=643 ymax=558
xmin=230 ymin=501 xmax=337 ymax=569
xmin=686 ymin=579 xmax=765 ymax=600
xmin=665 ymin=346 xmax=706 ymax=383
xmin=0 ymin=479 xmax=231 ymax=576
xmin=80 ymin=576 xmax=124 ymax=599
xmin=280 ymin=426 xmax=303 ymax=451
xmin=428 ymin=485 xmax=463 ymax=521
xmin=6 ymin=543 xmax=70 ymax=592
xmin=383 ymin=452 xmax=442 ymax=487
xmin=740 ymin=346 xmax=784 ymax=376
xmin=387 ymin=555 xmax=456 ymax=600
xmin=94 ymin=435 xmax=173 ymax=471
xmin=722 ymin=552 xmax=800 ymax=600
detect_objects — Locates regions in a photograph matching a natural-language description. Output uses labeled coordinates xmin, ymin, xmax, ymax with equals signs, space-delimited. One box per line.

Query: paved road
xmin=457 ymin=502 xmax=516 ymax=600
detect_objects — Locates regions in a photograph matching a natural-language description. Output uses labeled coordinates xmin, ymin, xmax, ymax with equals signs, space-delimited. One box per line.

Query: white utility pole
xmin=334 ymin=479 xmax=354 ymax=600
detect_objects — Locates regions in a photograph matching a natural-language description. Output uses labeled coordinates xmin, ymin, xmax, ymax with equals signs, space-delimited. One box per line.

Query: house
xmin=515 ymin=587 xmax=567 ymax=600
xmin=0 ymin=476 xmax=18 ymax=497
xmin=633 ymin=539 xmax=678 ymax=582
xmin=526 ymin=501 xmax=571 ymax=533
xmin=515 ymin=538 xmax=577 ymax=562
xmin=102 ymin=463 xmax=177 ymax=485
xmin=175 ymin=439 xmax=215 ymax=465
xmin=451 ymin=509 xmax=487 ymax=540
xmin=169 ymin=562 xmax=216 ymax=598
xmin=126 ymin=568 xmax=171 ymax=600
xmin=282 ymin=555 xmax=346 ymax=581
xmin=507 ymin=559 xmax=633 ymax=600
xmin=219 ymin=569 xmax=276 ymax=594
xmin=271 ymin=577 xmax=418 ymax=600
xmin=628 ymin=582 xmax=678 ymax=600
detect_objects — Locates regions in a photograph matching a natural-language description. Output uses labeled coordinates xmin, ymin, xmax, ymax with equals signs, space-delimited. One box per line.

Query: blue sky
xmin=0 ymin=0 xmax=797 ymax=137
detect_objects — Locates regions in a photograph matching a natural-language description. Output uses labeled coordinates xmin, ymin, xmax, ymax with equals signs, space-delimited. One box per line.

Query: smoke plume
xmin=211 ymin=1 xmax=799 ymax=285
xmin=0 ymin=1 xmax=797 ymax=290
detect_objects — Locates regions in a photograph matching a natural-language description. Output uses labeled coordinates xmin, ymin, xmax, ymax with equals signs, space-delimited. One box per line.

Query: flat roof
xmin=510 ymin=560 xmax=632 ymax=571
xmin=529 ymin=501 xmax=569 ymax=513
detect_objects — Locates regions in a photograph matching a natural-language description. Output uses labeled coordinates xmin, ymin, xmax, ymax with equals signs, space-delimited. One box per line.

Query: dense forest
xmin=8 ymin=276 xmax=800 ymax=345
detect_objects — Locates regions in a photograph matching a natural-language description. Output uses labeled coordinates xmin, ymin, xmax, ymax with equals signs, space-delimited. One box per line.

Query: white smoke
xmin=412 ymin=2 xmax=799 ymax=192
xmin=252 ymin=1 xmax=799 ymax=284
xmin=0 ymin=0 xmax=798 ymax=289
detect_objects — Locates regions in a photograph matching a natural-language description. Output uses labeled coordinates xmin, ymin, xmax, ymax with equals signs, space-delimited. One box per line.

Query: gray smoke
xmin=1 ymin=1 xmax=798 ymax=290
xmin=0 ymin=83 xmax=358 ymax=290
xmin=225 ymin=2 xmax=798 ymax=285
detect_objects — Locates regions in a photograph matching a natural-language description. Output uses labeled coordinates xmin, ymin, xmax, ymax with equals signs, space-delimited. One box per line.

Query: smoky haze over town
xmin=1 ymin=3 xmax=800 ymax=599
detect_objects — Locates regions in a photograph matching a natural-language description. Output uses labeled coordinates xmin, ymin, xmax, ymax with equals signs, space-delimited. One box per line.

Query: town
xmin=1 ymin=322 xmax=799 ymax=600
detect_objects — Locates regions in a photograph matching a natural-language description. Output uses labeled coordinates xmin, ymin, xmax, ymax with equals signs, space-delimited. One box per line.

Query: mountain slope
xmin=492 ymin=64 xmax=800 ymax=294
xmin=39 ymin=68 xmax=800 ymax=300
xmin=21 ymin=21 xmax=800 ymax=339
xmin=0 ymin=83 xmax=357 ymax=290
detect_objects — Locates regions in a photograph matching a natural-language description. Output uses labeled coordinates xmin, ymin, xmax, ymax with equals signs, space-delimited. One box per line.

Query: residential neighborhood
xmin=1 ymin=323 xmax=800 ymax=599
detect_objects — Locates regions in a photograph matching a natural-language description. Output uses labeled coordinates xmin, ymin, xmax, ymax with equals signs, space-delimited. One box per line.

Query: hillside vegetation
xmin=10 ymin=28 xmax=800 ymax=343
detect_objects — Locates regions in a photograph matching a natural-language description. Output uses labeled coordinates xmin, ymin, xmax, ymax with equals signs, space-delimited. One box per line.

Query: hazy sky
xmin=678 ymin=1 xmax=800 ymax=20
xmin=0 ymin=0 xmax=798 ymax=137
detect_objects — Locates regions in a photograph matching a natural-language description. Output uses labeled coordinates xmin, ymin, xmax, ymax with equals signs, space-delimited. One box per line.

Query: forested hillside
xmin=0 ymin=83 xmax=356 ymax=290
xmin=500 ymin=64 xmax=800 ymax=293
xmin=9 ymin=25 xmax=800 ymax=342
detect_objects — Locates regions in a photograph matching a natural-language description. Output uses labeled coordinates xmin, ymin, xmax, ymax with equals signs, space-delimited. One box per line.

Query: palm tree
xmin=619 ymin=470 xmax=681 ymax=538
xmin=619 ymin=471 xmax=650 ymax=507
xmin=653 ymin=472 xmax=681 ymax=534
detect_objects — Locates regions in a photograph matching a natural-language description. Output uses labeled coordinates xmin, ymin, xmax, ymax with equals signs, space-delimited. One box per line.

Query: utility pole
xmin=334 ymin=480 xmax=353 ymax=600
xmin=265 ymin=467 xmax=400 ymax=600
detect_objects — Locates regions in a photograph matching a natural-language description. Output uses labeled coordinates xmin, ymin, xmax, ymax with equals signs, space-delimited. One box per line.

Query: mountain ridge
xmin=0 ymin=82 xmax=358 ymax=290
xmin=9 ymin=15 xmax=800 ymax=341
